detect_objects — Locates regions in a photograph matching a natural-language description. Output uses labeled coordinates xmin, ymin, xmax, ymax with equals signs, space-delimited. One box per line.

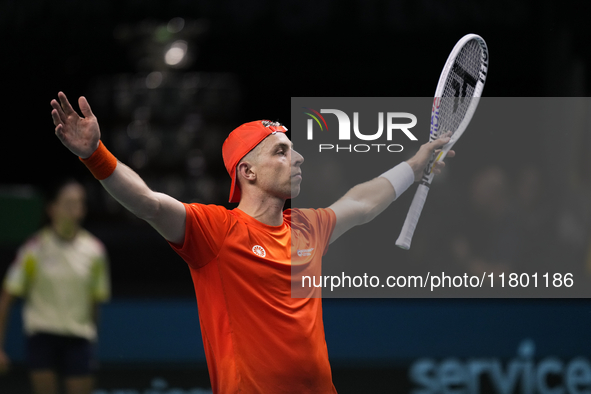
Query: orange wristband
xmin=79 ymin=141 xmax=118 ymax=180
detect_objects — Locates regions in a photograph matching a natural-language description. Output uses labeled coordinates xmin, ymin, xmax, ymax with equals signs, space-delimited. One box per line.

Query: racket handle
xmin=395 ymin=183 xmax=431 ymax=250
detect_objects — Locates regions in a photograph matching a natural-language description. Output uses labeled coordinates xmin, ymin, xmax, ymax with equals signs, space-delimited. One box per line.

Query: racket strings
xmin=439 ymin=40 xmax=483 ymax=137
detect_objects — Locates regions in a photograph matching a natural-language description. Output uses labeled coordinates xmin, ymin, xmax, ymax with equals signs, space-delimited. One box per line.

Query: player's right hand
xmin=51 ymin=91 xmax=101 ymax=159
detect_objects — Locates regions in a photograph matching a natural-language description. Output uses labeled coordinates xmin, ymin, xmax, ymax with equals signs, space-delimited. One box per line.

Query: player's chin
xmin=290 ymin=185 xmax=301 ymax=199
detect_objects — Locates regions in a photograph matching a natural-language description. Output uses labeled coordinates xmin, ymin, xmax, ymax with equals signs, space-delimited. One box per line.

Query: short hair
xmin=239 ymin=122 xmax=284 ymax=165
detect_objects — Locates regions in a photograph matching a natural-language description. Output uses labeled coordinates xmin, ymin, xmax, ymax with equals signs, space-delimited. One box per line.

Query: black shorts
xmin=26 ymin=332 xmax=95 ymax=376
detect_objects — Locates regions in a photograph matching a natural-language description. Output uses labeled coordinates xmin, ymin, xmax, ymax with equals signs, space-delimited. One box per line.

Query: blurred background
xmin=2 ymin=0 xmax=591 ymax=392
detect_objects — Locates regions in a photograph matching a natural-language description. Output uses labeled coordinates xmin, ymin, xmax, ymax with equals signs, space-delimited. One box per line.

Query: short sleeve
xmin=293 ymin=208 xmax=337 ymax=256
xmin=168 ymin=203 xmax=233 ymax=269
xmin=3 ymin=247 xmax=37 ymax=297
xmin=91 ymin=254 xmax=111 ymax=302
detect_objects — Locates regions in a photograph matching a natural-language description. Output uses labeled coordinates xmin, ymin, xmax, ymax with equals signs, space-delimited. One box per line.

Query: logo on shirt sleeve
xmin=252 ymin=245 xmax=266 ymax=257
xmin=297 ymin=248 xmax=314 ymax=257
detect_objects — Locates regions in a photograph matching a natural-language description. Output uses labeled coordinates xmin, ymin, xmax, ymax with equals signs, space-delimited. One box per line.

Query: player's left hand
xmin=406 ymin=132 xmax=455 ymax=182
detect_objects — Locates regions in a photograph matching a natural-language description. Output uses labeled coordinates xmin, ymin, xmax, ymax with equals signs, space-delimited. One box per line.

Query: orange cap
xmin=222 ymin=120 xmax=287 ymax=203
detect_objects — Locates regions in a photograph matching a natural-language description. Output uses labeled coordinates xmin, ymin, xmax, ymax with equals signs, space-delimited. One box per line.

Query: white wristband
xmin=379 ymin=162 xmax=415 ymax=200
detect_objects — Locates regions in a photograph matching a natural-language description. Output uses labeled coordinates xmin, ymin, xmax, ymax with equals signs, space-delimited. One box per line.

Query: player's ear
xmin=237 ymin=161 xmax=256 ymax=182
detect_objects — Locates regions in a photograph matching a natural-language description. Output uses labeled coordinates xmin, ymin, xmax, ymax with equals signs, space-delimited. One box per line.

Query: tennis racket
xmin=395 ymin=33 xmax=489 ymax=250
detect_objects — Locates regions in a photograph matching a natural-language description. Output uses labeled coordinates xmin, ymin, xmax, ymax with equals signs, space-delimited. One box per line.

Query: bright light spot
xmin=164 ymin=40 xmax=188 ymax=66
xmin=145 ymin=71 xmax=163 ymax=89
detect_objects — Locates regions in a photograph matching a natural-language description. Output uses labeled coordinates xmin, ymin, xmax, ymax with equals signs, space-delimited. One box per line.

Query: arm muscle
xmin=100 ymin=162 xmax=186 ymax=244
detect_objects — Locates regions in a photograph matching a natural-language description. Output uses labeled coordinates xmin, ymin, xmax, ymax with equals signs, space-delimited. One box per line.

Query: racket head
xmin=396 ymin=34 xmax=489 ymax=250
xmin=422 ymin=34 xmax=489 ymax=182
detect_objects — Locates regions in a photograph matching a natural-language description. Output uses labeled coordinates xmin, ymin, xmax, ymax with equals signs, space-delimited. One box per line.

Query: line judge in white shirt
xmin=0 ymin=179 xmax=110 ymax=394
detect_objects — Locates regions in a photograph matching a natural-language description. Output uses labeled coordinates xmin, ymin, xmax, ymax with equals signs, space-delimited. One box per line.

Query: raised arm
xmin=51 ymin=92 xmax=186 ymax=244
xmin=328 ymin=136 xmax=453 ymax=243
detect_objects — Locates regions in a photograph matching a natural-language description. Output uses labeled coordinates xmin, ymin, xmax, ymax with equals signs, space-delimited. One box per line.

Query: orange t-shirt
xmin=169 ymin=204 xmax=338 ymax=394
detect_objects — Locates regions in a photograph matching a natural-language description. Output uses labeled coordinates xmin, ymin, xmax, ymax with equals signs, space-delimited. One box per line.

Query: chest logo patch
xmin=252 ymin=245 xmax=266 ymax=257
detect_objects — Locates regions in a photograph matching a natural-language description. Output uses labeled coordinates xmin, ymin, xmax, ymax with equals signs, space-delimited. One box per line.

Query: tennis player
xmin=50 ymin=92 xmax=452 ymax=393
xmin=0 ymin=179 xmax=110 ymax=394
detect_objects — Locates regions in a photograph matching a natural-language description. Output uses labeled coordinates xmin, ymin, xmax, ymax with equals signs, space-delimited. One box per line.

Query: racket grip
xmin=395 ymin=184 xmax=431 ymax=250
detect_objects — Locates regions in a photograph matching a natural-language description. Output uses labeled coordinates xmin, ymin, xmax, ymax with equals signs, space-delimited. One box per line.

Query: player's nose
xmin=292 ymin=149 xmax=304 ymax=166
